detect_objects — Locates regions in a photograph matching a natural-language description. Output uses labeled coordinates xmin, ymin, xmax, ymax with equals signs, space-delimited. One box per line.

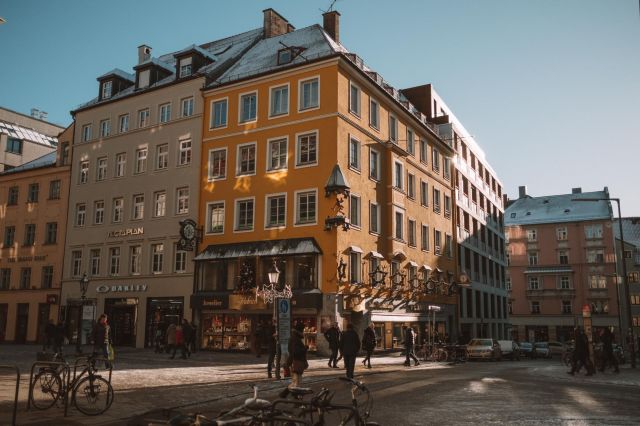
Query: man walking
xmin=324 ymin=322 xmax=341 ymax=368
xmin=181 ymin=319 xmax=193 ymax=358
xmin=568 ymin=328 xmax=588 ymax=375
xmin=341 ymin=323 xmax=361 ymax=379
xmin=404 ymin=325 xmax=420 ymax=366
xmin=361 ymin=323 xmax=376 ymax=369
xmin=599 ymin=328 xmax=619 ymax=373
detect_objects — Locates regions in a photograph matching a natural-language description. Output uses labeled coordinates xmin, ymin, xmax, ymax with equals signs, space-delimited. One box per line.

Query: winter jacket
xmin=341 ymin=328 xmax=361 ymax=356
xmin=324 ymin=326 xmax=341 ymax=349
xmin=404 ymin=328 xmax=416 ymax=348
xmin=91 ymin=322 xmax=112 ymax=346
xmin=288 ymin=329 xmax=308 ymax=362
xmin=362 ymin=327 xmax=377 ymax=351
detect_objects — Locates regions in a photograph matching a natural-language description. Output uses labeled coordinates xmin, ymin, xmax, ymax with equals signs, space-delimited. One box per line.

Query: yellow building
xmin=194 ymin=10 xmax=458 ymax=353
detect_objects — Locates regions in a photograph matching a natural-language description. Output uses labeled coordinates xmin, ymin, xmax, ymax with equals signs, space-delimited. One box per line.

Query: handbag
xmin=107 ymin=344 xmax=115 ymax=361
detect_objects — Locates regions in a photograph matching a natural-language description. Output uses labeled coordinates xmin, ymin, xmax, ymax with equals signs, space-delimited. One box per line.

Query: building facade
xmin=194 ymin=10 xmax=458 ymax=353
xmin=401 ymin=85 xmax=508 ymax=341
xmin=614 ymin=218 xmax=640 ymax=341
xmin=0 ymin=124 xmax=72 ymax=343
xmin=506 ymin=187 xmax=619 ymax=343
xmin=59 ymin=31 xmax=262 ymax=348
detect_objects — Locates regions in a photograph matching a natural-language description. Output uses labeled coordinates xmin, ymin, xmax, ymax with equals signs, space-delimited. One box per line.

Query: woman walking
xmin=362 ymin=323 xmax=376 ymax=369
xmin=91 ymin=314 xmax=113 ymax=369
xmin=280 ymin=321 xmax=308 ymax=397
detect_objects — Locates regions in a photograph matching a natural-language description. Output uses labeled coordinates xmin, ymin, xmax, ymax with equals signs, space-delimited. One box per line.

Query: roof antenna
xmin=320 ymin=0 xmax=339 ymax=13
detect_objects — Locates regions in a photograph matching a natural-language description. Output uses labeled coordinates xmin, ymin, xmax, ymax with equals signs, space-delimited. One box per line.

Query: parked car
xmin=547 ymin=341 xmax=567 ymax=358
xmin=519 ymin=342 xmax=537 ymax=359
xmin=498 ymin=340 xmax=521 ymax=360
xmin=466 ymin=338 xmax=502 ymax=361
xmin=534 ymin=342 xmax=552 ymax=359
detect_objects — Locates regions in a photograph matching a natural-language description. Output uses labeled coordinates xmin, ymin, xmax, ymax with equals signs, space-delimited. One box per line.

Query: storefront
xmin=145 ymin=297 xmax=184 ymax=348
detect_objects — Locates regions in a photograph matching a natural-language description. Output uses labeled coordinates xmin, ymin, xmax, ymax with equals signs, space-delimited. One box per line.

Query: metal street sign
xmin=278 ymin=298 xmax=291 ymax=341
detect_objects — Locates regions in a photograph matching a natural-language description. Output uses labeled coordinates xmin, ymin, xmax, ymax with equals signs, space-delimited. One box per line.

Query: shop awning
xmin=195 ymin=237 xmax=322 ymax=261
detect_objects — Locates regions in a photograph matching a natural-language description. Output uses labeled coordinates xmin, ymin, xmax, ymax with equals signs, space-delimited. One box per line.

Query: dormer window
xmin=138 ymin=69 xmax=150 ymax=89
xmin=102 ymin=81 xmax=112 ymax=99
xmin=277 ymin=46 xmax=305 ymax=66
xmin=179 ymin=57 xmax=192 ymax=78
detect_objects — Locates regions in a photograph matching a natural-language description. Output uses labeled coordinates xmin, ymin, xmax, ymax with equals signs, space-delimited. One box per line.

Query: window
xmin=49 ymin=180 xmax=61 ymax=200
xmin=96 ymin=157 xmax=107 ymax=181
xmin=369 ymin=149 xmax=380 ymax=180
xmin=270 ymin=85 xmax=289 ymax=116
xmin=443 ymin=157 xmax=451 ymax=180
xmin=239 ymin=92 xmax=257 ymax=122
xmin=151 ymin=243 xmax=164 ymax=274
xmin=528 ymin=252 xmax=538 ymax=266
xmin=395 ymin=211 xmax=404 ymax=240
xmin=90 ymin=249 xmax=100 ymax=276
xmin=585 ymin=224 xmax=603 ymax=239
xmin=118 ymin=114 xmax=129 ymax=133
xmin=559 ymin=276 xmax=571 ymax=289
xmin=4 ymin=226 xmax=15 ymax=247
xmin=179 ymin=139 xmax=192 ymax=165
xmin=27 ymin=183 xmax=39 ymax=203
xmin=109 ymin=247 xmax=120 ymax=276
xmin=237 ymin=143 xmax=256 ymax=175
xmin=112 ymin=198 xmax=124 ymax=223
xmin=559 ymin=250 xmax=569 ymax=265
xmin=370 ymin=202 xmax=380 ymax=234
xmin=75 ymin=204 xmax=86 ymax=226
xmin=445 ymin=234 xmax=453 ymax=257
xmin=133 ymin=194 xmax=144 ymax=219
xmin=528 ymin=276 xmax=540 ymax=290
xmin=41 ymin=266 xmax=54 ymax=289
xmin=139 ymin=71 xmax=150 ymax=89
xmin=349 ymin=251 xmax=361 ymax=284
xmin=631 ymin=295 xmax=640 ymax=305
xmin=407 ymin=174 xmax=415 ymax=199
xmin=432 ymin=148 xmax=440 ymax=172
xmin=394 ymin=162 xmax=403 ymax=190
xmin=154 ymin=191 xmax=166 ymax=217
xmin=209 ymin=148 xmax=227 ymax=181
xmin=299 ymin=77 xmax=319 ymax=110
xmin=586 ymin=249 xmax=604 ymax=264
xmin=408 ymin=219 xmax=416 ymax=247
xmin=556 ymin=227 xmax=568 ymax=240
xmin=531 ymin=301 xmax=541 ymax=314
xmin=159 ymin=103 xmax=171 ymax=123
xmin=406 ymin=129 xmax=415 ymax=156
xmin=71 ymin=250 xmax=82 ymax=277
xmin=420 ymin=140 xmax=428 ymax=164
xmin=45 ymin=222 xmax=57 ymax=244
xmin=211 ymin=99 xmax=228 ymax=128
xmin=94 ymin=200 xmax=105 ymax=224
xmin=175 ymin=248 xmax=187 ymax=273
xmin=277 ymin=48 xmax=293 ymax=64
xmin=369 ymin=98 xmax=379 ymax=129
xmin=589 ymin=275 xmax=607 ymax=289
xmin=349 ymin=82 xmax=361 ymax=116
xmin=138 ymin=108 xmax=150 ymax=128
xmin=176 ymin=187 xmax=189 ymax=214
xmin=156 ymin=144 xmax=169 ymax=169
xmin=348 ymin=137 xmax=360 ymax=170
xmin=130 ymin=246 xmax=142 ymax=275
xmin=235 ymin=198 xmax=254 ymax=231
xmin=444 ymin=195 xmax=452 ymax=217
xmin=0 ymin=269 xmax=10 ymax=289
xmin=296 ymin=190 xmax=317 ymax=225
xmin=296 ymin=132 xmax=317 ymax=166
xmin=135 ymin=148 xmax=148 ymax=173
xmin=115 ymin=153 xmax=126 ymax=177
xmin=206 ymin=202 xmax=225 ymax=234
xmin=561 ymin=301 xmax=572 ymax=314
xmin=506 ymin=278 xmax=511 ymax=290
xmin=100 ymin=119 xmax=111 ymax=137
xmin=420 ymin=181 xmax=428 ymax=206
xmin=421 ymin=224 xmax=429 ymax=251
xmin=267 ymin=138 xmax=287 ymax=171
xmin=433 ymin=188 xmax=441 ymax=213
xmin=4 ymin=136 xmax=21 ymax=154
xmin=82 ymin=125 xmax=92 ymax=142
xmin=20 ymin=268 xmax=31 ymax=289
xmin=350 ymin=195 xmax=361 ymax=228
xmin=181 ymin=97 xmax=194 ymax=117
xmin=434 ymin=230 xmax=442 ymax=255
xmin=629 ymin=272 xmax=640 ymax=283
xmin=102 ymin=80 xmax=112 ymax=98
xmin=526 ymin=229 xmax=537 ymax=242
xmin=179 ymin=58 xmax=192 ymax=77
xmin=79 ymin=161 xmax=89 ymax=184
xmin=7 ymin=186 xmax=18 ymax=205
xmin=266 ymin=194 xmax=286 ymax=228
xmin=389 ymin=115 xmax=397 ymax=143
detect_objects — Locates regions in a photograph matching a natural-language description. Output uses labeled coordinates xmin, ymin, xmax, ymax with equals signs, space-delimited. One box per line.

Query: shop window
xmin=202 ymin=314 xmax=252 ymax=350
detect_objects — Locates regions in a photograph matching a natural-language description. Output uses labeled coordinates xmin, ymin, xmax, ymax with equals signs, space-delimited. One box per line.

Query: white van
xmin=498 ymin=340 xmax=521 ymax=360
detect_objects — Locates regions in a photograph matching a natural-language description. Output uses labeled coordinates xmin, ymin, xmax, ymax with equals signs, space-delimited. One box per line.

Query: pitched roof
xmin=1 ymin=151 xmax=57 ymax=175
xmin=505 ymin=190 xmax=612 ymax=226
xmin=97 ymin=68 xmax=135 ymax=82
xmin=614 ymin=218 xmax=640 ymax=248
xmin=0 ymin=120 xmax=58 ymax=147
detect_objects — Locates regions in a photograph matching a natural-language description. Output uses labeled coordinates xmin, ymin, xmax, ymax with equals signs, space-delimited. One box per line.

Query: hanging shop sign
xmin=229 ymin=294 xmax=267 ymax=310
xmin=96 ymin=284 xmax=148 ymax=293
xmin=107 ymin=227 xmax=144 ymax=238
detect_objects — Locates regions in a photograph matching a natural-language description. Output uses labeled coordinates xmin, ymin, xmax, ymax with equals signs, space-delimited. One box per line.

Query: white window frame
xmin=178 ymin=139 xmax=192 ymax=166
xmin=527 ymin=229 xmax=537 ymax=241
xmin=154 ymin=191 xmax=166 ymax=217
xmin=159 ymin=103 xmax=172 ymax=123
xmin=115 ymin=153 xmax=126 ymax=178
xmin=206 ymin=201 xmax=225 ymax=234
xmin=90 ymin=248 xmax=101 ymax=276
xmin=118 ymin=114 xmax=129 ymax=133
xmin=138 ymin=108 xmax=150 ymax=128
xmin=109 ymin=247 xmax=120 ymax=276
xmin=265 ymin=193 xmax=287 ymax=229
xmin=348 ymin=136 xmax=361 ymax=172
xmin=76 ymin=204 xmax=86 ymax=227
xmin=79 ymin=161 xmax=89 ymax=184
xmin=132 ymin=194 xmax=145 ymax=220
xmin=528 ymin=276 xmax=540 ymax=290
xmin=210 ymin=98 xmax=228 ymax=129
xmin=295 ymin=130 xmax=318 ymax=168
xmin=294 ymin=188 xmax=317 ymax=227
xmin=298 ymin=76 xmax=320 ymax=112
xmin=94 ymin=200 xmax=105 ymax=225
xmin=156 ymin=144 xmax=169 ymax=170
xmin=82 ymin=124 xmax=92 ymax=142
xmin=176 ymin=187 xmax=189 ymax=215
xmin=151 ymin=243 xmax=164 ymax=274
xmin=130 ymin=246 xmax=142 ymax=275
xmin=269 ymin=83 xmax=289 ymax=118
xmin=181 ymin=97 xmax=194 ymax=118
xmin=112 ymin=197 xmax=124 ymax=223
xmin=175 ymin=248 xmax=187 ymax=273
xmin=266 ymin=137 xmax=288 ymax=172
xmin=234 ymin=197 xmax=255 ymax=232
xmin=208 ymin=148 xmax=227 ymax=181
xmin=100 ymin=119 xmax=111 ymax=138
xmin=135 ymin=147 xmax=148 ymax=174
xmin=102 ymin=81 xmax=112 ymax=99
xmin=96 ymin=157 xmax=107 ymax=181
xmin=238 ymin=91 xmax=258 ymax=123
xmin=556 ymin=227 xmax=568 ymax=241
xmin=236 ymin=142 xmax=257 ymax=176
xmin=71 ymin=250 xmax=82 ymax=277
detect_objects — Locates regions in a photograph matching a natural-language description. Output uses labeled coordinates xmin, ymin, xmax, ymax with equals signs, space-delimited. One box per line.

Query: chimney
xmin=287 ymin=23 xmax=295 ymax=33
xmin=263 ymin=8 xmax=290 ymax=38
xmin=518 ymin=186 xmax=527 ymax=199
xmin=571 ymin=187 xmax=582 ymax=194
xmin=323 ymin=10 xmax=340 ymax=43
xmin=138 ymin=44 xmax=152 ymax=64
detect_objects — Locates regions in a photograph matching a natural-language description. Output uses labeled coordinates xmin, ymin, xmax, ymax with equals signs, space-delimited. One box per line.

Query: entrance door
xmin=145 ymin=297 xmax=184 ymax=348
xmin=108 ymin=305 xmax=136 ymax=346
xmin=37 ymin=304 xmax=51 ymax=345
xmin=15 ymin=303 xmax=29 ymax=343
xmin=0 ymin=304 xmax=8 ymax=342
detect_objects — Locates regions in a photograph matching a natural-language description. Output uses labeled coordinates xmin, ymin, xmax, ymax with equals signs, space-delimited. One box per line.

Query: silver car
xmin=467 ymin=338 xmax=502 ymax=361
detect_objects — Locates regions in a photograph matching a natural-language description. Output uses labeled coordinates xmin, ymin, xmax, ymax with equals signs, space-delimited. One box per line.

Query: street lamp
xmin=76 ymin=273 xmax=90 ymax=354
xmin=268 ymin=261 xmax=280 ymax=287
xmin=573 ymin=197 xmax=635 ymax=368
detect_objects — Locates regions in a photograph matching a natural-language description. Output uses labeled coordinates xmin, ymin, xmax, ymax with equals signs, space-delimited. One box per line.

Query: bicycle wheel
xmin=320 ymin=405 xmax=360 ymax=425
xmin=72 ymin=375 xmax=114 ymax=416
xmin=31 ymin=369 xmax=62 ymax=410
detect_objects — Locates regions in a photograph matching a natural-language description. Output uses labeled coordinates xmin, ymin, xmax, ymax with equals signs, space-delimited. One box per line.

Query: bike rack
xmin=28 ymin=360 xmax=71 ymax=416
xmin=0 ymin=365 xmax=20 ymax=426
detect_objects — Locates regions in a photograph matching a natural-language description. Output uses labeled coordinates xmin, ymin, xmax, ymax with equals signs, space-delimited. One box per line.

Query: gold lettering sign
xmin=107 ymin=227 xmax=144 ymax=238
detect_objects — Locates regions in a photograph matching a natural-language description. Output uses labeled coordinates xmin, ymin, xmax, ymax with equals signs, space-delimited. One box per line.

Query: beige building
xmin=60 ymin=31 xmax=262 ymax=348
xmin=0 ymin=124 xmax=72 ymax=343
xmin=0 ymin=107 xmax=63 ymax=172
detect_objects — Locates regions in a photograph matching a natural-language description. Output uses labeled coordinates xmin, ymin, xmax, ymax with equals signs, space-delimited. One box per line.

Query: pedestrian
xmin=341 ymin=323 xmax=361 ymax=379
xmin=53 ymin=322 xmax=66 ymax=354
xmin=254 ymin=320 xmax=264 ymax=358
xmin=568 ymin=328 xmax=588 ymax=375
xmin=171 ymin=324 xmax=187 ymax=359
xmin=324 ymin=322 xmax=341 ymax=368
xmin=181 ymin=319 xmax=193 ymax=358
xmin=154 ymin=321 xmax=166 ymax=354
xmin=266 ymin=320 xmax=278 ymax=378
xmin=189 ymin=321 xmax=198 ymax=354
xmin=280 ymin=321 xmax=308 ymax=397
xmin=361 ymin=323 xmax=376 ymax=369
xmin=166 ymin=322 xmax=177 ymax=357
xmin=599 ymin=328 xmax=619 ymax=373
xmin=91 ymin=314 xmax=113 ymax=369
xmin=43 ymin=319 xmax=56 ymax=351
xmin=403 ymin=325 xmax=420 ymax=366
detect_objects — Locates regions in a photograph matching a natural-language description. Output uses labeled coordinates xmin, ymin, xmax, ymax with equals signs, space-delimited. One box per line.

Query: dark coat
xmin=404 ymin=328 xmax=416 ymax=348
xmin=362 ymin=327 xmax=376 ymax=351
xmin=324 ymin=326 xmax=341 ymax=349
xmin=288 ymin=329 xmax=308 ymax=362
xmin=267 ymin=324 xmax=277 ymax=353
xmin=91 ymin=322 xmax=112 ymax=346
xmin=341 ymin=328 xmax=361 ymax=356
xmin=575 ymin=332 xmax=589 ymax=357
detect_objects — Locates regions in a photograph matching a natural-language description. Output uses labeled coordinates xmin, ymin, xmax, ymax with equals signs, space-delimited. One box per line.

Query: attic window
xmin=564 ymin=209 xmax=571 ymax=213
xmin=102 ymin=81 xmax=112 ymax=99
xmin=277 ymin=46 xmax=305 ymax=65
xmin=510 ymin=213 xmax=516 ymax=218
xmin=179 ymin=57 xmax=192 ymax=78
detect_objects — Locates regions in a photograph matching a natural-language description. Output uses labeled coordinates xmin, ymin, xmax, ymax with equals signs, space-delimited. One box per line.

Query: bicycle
xmin=315 ymin=377 xmax=378 ymax=425
xmin=30 ymin=352 xmax=114 ymax=416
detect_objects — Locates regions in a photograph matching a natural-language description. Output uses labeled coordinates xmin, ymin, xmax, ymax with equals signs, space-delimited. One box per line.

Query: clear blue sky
xmin=1 ymin=0 xmax=639 ymax=215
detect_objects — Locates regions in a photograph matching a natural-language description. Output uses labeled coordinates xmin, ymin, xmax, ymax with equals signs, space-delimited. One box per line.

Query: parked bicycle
xmin=30 ymin=352 xmax=114 ymax=416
